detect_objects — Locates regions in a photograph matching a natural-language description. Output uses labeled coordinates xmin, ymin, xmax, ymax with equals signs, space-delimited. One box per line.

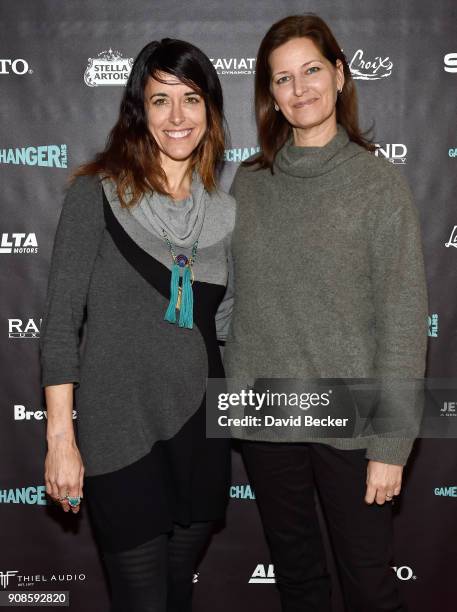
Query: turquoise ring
xmin=66 ymin=495 xmax=81 ymax=507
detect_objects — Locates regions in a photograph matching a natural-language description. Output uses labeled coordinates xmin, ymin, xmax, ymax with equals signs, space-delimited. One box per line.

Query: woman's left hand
xmin=365 ymin=460 xmax=403 ymax=505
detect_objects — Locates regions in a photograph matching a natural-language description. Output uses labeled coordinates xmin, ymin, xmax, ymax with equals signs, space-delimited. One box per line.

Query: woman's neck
xmin=292 ymin=117 xmax=338 ymax=148
xmin=160 ymin=155 xmax=192 ymax=200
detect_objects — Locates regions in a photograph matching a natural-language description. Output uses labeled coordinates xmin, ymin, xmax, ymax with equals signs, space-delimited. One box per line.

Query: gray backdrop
xmin=1 ymin=1 xmax=457 ymax=610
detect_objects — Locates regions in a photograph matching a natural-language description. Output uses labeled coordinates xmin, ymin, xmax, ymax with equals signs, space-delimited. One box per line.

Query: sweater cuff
xmin=41 ymin=370 xmax=80 ymax=388
xmin=364 ymin=437 xmax=415 ymax=466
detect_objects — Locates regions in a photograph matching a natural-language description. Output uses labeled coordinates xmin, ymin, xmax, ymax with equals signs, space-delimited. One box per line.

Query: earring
xmin=337 ymin=88 xmax=343 ymax=95
xmin=274 ymin=102 xmax=279 ymax=111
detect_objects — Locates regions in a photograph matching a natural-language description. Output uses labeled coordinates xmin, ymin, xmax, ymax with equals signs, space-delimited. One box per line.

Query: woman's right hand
xmin=45 ymin=438 xmax=85 ymax=514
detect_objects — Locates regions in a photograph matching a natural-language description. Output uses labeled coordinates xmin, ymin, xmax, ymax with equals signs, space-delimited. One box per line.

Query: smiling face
xmin=269 ymin=37 xmax=344 ymax=144
xmin=144 ymin=71 xmax=207 ymax=165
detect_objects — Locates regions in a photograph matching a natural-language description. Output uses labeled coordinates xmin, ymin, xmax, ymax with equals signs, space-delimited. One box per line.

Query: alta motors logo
xmin=0 ymin=233 xmax=38 ymax=254
xmin=8 ymin=318 xmax=41 ymax=338
xmin=375 ymin=143 xmax=407 ymax=165
xmin=84 ymin=48 xmax=133 ymax=87
xmin=348 ymin=49 xmax=393 ymax=80
xmin=0 ymin=59 xmax=32 ymax=75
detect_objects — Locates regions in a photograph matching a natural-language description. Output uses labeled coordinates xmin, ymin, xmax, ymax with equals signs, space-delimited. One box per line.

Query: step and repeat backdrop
xmin=1 ymin=1 xmax=457 ymax=610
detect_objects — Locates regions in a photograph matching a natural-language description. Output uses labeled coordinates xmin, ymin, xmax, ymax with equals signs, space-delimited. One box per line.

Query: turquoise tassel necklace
xmin=162 ymin=229 xmax=199 ymax=330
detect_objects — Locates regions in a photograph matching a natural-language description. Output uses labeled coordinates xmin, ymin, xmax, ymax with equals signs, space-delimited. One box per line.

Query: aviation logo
xmin=348 ymin=49 xmax=393 ymax=80
xmin=84 ymin=48 xmax=133 ymax=86
xmin=210 ymin=57 xmax=256 ymax=75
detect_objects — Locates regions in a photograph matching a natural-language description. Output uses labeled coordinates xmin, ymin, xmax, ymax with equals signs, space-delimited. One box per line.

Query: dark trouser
xmin=102 ymin=521 xmax=213 ymax=612
xmin=242 ymin=441 xmax=406 ymax=612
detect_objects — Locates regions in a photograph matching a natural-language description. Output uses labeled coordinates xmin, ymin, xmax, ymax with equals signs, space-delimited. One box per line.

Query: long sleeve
xmin=39 ymin=175 xmax=105 ymax=388
xmin=215 ymin=233 xmax=234 ymax=343
xmin=364 ymin=171 xmax=428 ymax=465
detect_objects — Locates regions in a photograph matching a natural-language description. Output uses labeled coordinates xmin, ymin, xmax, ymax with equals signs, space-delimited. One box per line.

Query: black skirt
xmin=84 ymin=400 xmax=231 ymax=553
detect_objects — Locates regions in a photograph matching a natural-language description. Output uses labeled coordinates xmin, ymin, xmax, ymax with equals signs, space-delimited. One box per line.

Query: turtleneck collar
xmin=274 ymin=123 xmax=362 ymax=178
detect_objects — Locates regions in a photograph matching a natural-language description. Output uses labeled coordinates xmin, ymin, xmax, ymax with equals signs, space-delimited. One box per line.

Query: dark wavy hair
xmin=247 ymin=14 xmax=375 ymax=172
xmin=75 ymin=38 xmax=226 ymax=206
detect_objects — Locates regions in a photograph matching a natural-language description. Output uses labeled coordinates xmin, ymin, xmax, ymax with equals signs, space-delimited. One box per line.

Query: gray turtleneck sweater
xmin=224 ymin=125 xmax=428 ymax=466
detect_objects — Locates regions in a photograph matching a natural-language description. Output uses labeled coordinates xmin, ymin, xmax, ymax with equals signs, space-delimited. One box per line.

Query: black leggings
xmin=102 ymin=522 xmax=214 ymax=612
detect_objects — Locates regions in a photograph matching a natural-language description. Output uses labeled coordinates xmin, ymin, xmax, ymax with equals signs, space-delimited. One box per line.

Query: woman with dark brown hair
xmin=40 ymin=38 xmax=235 ymax=612
xmin=225 ymin=14 xmax=427 ymax=612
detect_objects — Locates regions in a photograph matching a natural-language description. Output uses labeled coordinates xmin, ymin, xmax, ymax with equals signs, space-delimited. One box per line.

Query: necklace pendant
xmin=176 ymin=254 xmax=188 ymax=268
xmin=176 ymin=286 xmax=182 ymax=310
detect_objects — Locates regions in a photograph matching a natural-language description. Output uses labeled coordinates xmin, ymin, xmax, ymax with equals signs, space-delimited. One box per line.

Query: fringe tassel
xmin=164 ymin=262 xmax=180 ymax=324
xmin=178 ymin=266 xmax=194 ymax=329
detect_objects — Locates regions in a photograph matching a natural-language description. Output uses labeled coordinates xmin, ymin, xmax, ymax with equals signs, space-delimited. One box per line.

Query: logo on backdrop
xmin=210 ymin=57 xmax=256 ymax=76
xmin=0 ymin=570 xmax=86 ymax=589
xmin=8 ymin=318 xmax=41 ymax=338
xmin=230 ymin=485 xmax=255 ymax=499
xmin=224 ymin=147 xmax=260 ymax=163
xmin=249 ymin=564 xmax=275 ymax=584
xmin=84 ymin=49 xmax=133 ymax=87
xmin=0 ymin=234 xmax=38 ymax=254
xmin=0 ymin=571 xmax=18 ymax=589
xmin=428 ymin=314 xmax=439 ymax=338
xmin=348 ymin=49 xmax=393 ymax=80
xmin=230 ymin=484 xmax=256 ymax=500
xmin=434 ymin=486 xmax=457 ymax=497
xmin=0 ymin=485 xmax=48 ymax=505
xmin=375 ymin=143 xmax=407 ymax=164
xmin=445 ymin=226 xmax=457 ymax=248
xmin=0 ymin=145 xmax=67 ymax=168
xmin=441 ymin=402 xmax=457 ymax=417
xmin=14 ymin=405 xmax=77 ymax=421
xmin=0 ymin=59 xmax=32 ymax=75
xmin=449 ymin=148 xmax=457 ymax=158
xmin=392 ymin=566 xmax=417 ymax=581
xmin=444 ymin=53 xmax=457 ymax=73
